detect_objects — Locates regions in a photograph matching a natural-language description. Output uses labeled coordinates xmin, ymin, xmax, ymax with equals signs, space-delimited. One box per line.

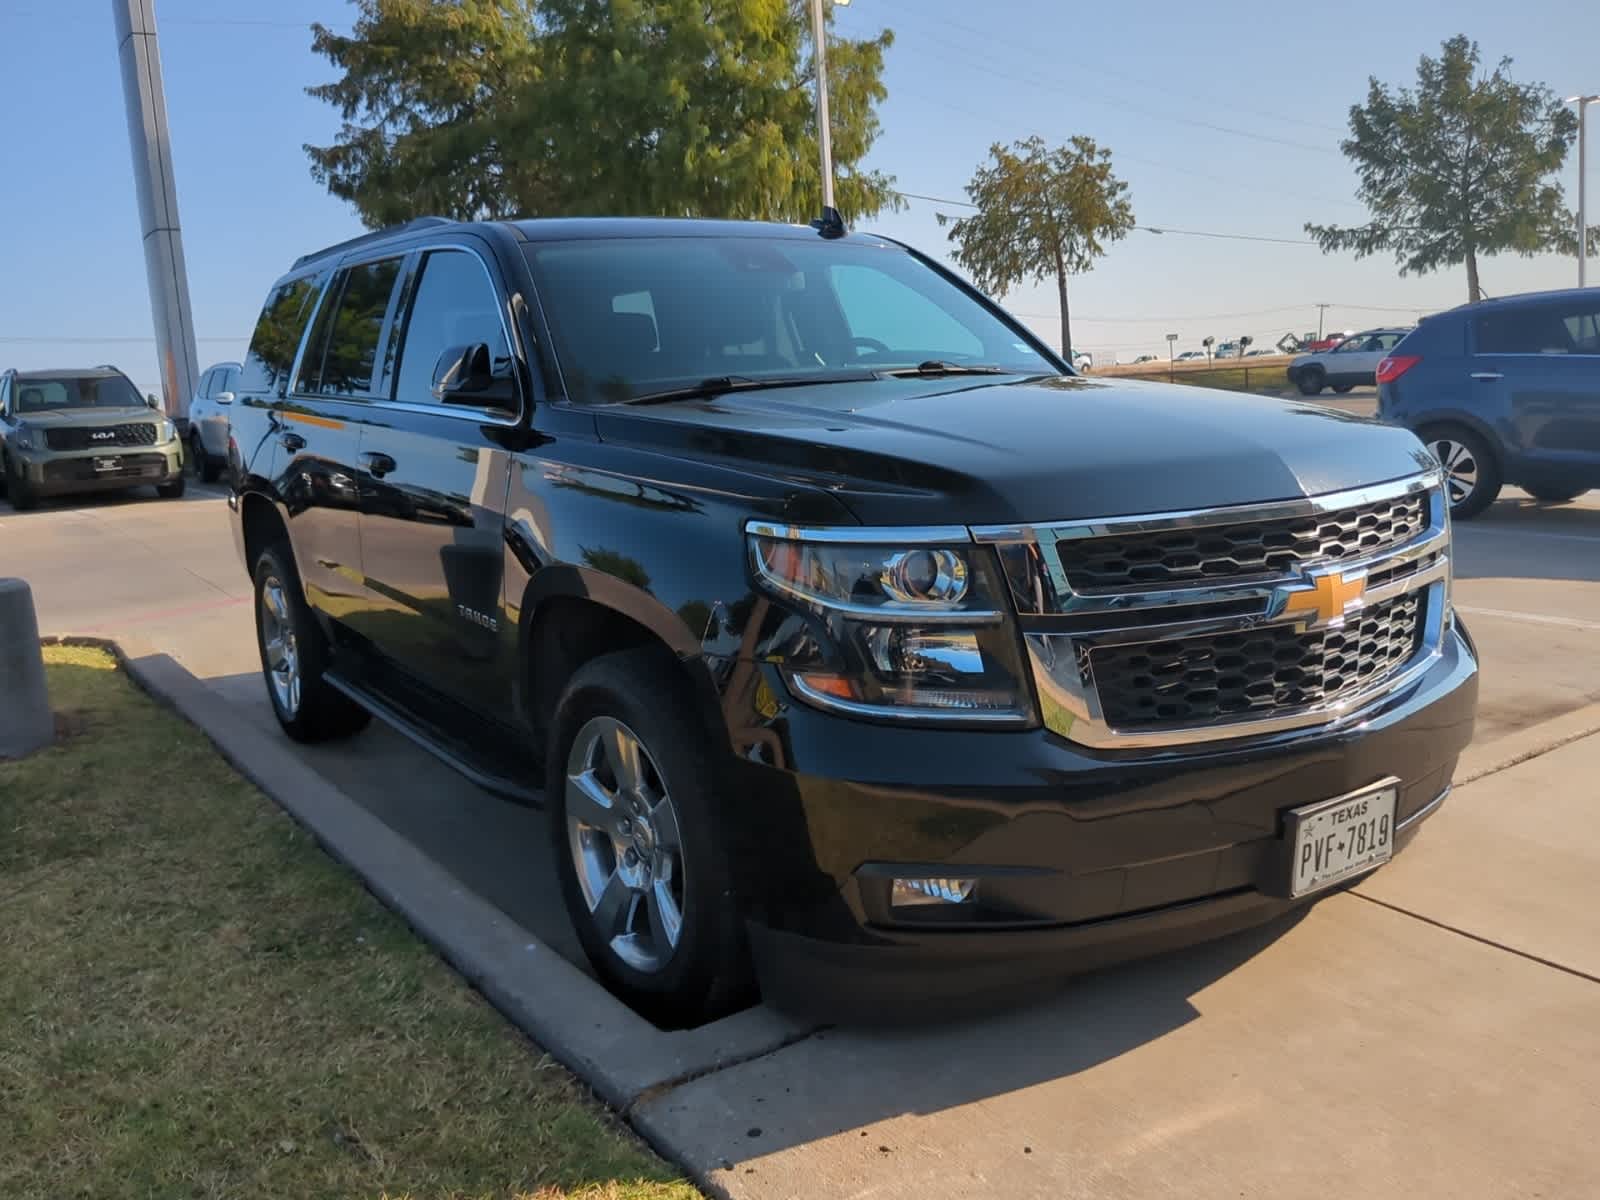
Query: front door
xmin=351 ymin=245 xmax=519 ymax=715
xmin=1326 ymin=331 xmax=1402 ymax=388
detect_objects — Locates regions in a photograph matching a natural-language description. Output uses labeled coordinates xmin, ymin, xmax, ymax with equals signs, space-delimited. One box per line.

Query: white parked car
xmin=1174 ymin=350 xmax=1208 ymax=362
xmin=187 ymin=361 xmax=239 ymax=482
xmin=1286 ymin=328 xmax=1409 ymax=396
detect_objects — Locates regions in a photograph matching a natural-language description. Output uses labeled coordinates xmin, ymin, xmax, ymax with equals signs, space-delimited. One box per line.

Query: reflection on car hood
xmin=15 ymin=406 xmax=156 ymax=427
xmin=593 ymin=374 xmax=1436 ymax=526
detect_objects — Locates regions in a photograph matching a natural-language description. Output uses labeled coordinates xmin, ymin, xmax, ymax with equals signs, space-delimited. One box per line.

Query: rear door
xmin=277 ymin=255 xmax=406 ymax=617
xmin=1473 ymin=299 xmax=1600 ymax=483
xmin=1327 ymin=332 xmax=1401 ymax=387
xmin=348 ymin=242 xmax=519 ymax=715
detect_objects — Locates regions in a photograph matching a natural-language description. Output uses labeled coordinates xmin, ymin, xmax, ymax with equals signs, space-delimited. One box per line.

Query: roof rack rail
xmin=291 ymin=215 xmax=455 ymax=270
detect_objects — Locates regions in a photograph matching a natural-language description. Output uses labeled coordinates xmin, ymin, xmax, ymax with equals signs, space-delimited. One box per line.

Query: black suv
xmin=229 ymin=216 xmax=1478 ymax=1024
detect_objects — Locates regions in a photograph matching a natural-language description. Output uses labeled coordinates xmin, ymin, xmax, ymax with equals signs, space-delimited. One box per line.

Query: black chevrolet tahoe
xmin=228 ymin=215 xmax=1478 ymax=1025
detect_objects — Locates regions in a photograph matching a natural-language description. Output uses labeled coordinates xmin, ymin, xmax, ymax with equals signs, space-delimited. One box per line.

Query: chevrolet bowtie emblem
xmin=1283 ymin=569 xmax=1367 ymax=626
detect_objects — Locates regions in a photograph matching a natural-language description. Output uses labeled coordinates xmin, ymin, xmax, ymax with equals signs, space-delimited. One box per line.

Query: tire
xmin=547 ymin=648 xmax=752 ymax=1027
xmin=190 ymin=434 xmax=221 ymax=483
xmin=1523 ymin=483 xmax=1587 ymax=505
xmin=1296 ymin=367 xmax=1325 ymax=396
xmin=252 ymin=542 xmax=370 ymax=743
xmin=156 ymin=476 xmax=186 ymax=499
xmin=1333 ymin=383 xmax=1355 ymax=394
xmin=1421 ymin=424 xmax=1502 ymax=520
xmin=5 ymin=454 xmax=38 ymax=511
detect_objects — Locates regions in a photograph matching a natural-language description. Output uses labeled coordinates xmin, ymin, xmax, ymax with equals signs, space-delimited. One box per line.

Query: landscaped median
xmin=0 ymin=644 xmax=698 ymax=1200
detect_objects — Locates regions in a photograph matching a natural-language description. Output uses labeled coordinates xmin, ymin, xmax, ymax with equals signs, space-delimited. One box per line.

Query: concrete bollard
xmin=0 ymin=579 xmax=53 ymax=758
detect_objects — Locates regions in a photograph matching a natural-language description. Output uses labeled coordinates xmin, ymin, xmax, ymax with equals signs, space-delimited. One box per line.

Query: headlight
xmin=746 ymin=525 xmax=1037 ymax=725
xmin=159 ymin=419 xmax=177 ymax=443
xmin=11 ymin=425 xmax=36 ymax=451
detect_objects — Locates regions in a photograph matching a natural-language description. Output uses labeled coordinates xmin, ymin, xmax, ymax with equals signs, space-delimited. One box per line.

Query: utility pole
xmin=1567 ymin=95 xmax=1598 ymax=287
xmin=809 ymin=0 xmax=841 ymax=210
xmin=1315 ymin=303 xmax=1331 ymax=342
xmin=114 ymin=0 xmax=199 ymax=422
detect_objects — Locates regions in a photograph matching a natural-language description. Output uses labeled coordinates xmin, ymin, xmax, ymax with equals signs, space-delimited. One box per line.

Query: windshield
xmin=15 ymin=374 xmax=143 ymax=413
xmin=523 ymin=236 xmax=1057 ymax=404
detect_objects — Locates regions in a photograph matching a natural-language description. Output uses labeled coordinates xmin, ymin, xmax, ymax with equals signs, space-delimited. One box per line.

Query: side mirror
xmin=432 ymin=343 xmax=513 ymax=408
xmin=146 ymin=393 xmax=161 ymax=409
xmin=214 ymin=391 xmax=235 ymax=406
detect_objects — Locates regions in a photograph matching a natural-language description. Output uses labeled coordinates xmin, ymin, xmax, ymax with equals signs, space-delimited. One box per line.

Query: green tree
xmin=938 ymin=136 xmax=1134 ymax=361
xmin=1306 ymin=35 xmax=1584 ymax=303
xmin=306 ymin=0 xmax=898 ymax=227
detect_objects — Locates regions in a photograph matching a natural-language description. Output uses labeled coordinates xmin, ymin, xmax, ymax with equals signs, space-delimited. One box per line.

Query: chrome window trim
xmin=982 ymin=472 xmax=1451 ymax=749
xmin=745 ymin=520 xmax=974 ymax=545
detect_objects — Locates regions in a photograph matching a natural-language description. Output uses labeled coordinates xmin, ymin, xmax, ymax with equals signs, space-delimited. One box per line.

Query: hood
xmin=16 ymin=406 xmax=157 ymax=427
xmin=592 ymin=375 xmax=1437 ymax=527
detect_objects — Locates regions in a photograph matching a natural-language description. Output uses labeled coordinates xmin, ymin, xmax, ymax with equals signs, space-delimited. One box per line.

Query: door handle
xmin=279 ymin=432 xmax=306 ymax=451
xmin=1470 ymin=372 xmax=1502 ymax=381
xmin=361 ymin=450 xmax=397 ymax=478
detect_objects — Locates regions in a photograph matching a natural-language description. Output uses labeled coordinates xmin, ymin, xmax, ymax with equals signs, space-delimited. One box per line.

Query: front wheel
xmin=190 ymin=434 xmax=221 ymax=483
xmin=4 ymin=454 xmax=38 ymax=511
xmin=548 ymin=648 xmax=752 ymax=1027
xmin=252 ymin=543 xmax=370 ymax=742
xmin=1422 ymin=425 xmax=1502 ymax=520
xmin=1296 ymin=368 xmax=1325 ymax=396
xmin=1523 ymin=483 xmax=1588 ymax=505
xmin=156 ymin=476 xmax=186 ymax=499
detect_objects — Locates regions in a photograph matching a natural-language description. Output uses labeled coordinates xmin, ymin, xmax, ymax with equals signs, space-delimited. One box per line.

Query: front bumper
xmin=725 ymin=622 xmax=1477 ymax=1019
xmin=14 ymin=445 xmax=182 ymax=495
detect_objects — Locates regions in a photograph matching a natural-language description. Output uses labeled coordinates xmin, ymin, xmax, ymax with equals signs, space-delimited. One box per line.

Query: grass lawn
xmin=1100 ymin=361 xmax=1292 ymax=395
xmin=0 ymin=645 xmax=699 ymax=1200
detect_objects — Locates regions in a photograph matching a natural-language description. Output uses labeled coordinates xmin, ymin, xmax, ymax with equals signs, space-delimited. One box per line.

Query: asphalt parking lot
xmin=6 ymin=465 xmax=1599 ymax=1197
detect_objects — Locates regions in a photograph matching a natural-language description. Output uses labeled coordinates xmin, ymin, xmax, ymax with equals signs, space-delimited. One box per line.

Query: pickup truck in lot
xmin=226 ymin=215 xmax=1477 ymax=1024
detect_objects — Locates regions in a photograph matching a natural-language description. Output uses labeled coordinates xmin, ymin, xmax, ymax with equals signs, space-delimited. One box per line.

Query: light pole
xmin=809 ymin=0 xmax=848 ymax=211
xmin=1566 ymin=95 xmax=1598 ymax=287
xmin=1166 ymin=332 xmax=1178 ymax=382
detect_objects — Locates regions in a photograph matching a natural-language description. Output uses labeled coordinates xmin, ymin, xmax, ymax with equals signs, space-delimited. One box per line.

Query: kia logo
xmin=91 ymin=431 xmax=115 ymax=441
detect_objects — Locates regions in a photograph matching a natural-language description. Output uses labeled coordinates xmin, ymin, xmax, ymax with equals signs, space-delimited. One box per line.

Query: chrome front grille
xmin=1056 ymin=490 xmax=1428 ymax=591
xmin=973 ymin=473 xmax=1451 ymax=749
xmin=1089 ymin=591 xmax=1425 ymax=728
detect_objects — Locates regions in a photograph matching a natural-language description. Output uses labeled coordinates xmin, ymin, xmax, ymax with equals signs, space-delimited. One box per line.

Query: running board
xmin=324 ymin=672 xmax=543 ymax=807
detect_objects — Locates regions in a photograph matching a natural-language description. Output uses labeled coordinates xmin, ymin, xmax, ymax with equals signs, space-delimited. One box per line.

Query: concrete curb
xmin=1454 ymin=702 xmax=1600 ymax=786
xmin=44 ymin=635 xmax=812 ymax=1113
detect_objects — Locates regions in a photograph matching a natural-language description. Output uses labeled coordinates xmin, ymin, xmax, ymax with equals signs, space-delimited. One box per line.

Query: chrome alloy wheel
xmin=1428 ymin=437 xmax=1479 ymax=508
xmin=259 ymin=575 xmax=302 ymax=716
xmin=565 ymin=715 xmax=685 ymax=973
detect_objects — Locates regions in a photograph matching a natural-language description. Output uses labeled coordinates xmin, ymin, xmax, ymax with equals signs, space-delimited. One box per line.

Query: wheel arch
xmin=1411 ymin=410 xmax=1508 ymax=478
xmin=516 ymin=565 xmax=730 ymax=758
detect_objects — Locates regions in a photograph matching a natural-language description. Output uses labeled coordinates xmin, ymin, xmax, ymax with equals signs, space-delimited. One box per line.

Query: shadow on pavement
xmin=1452 ymin=496 xmax=1600 ymax=584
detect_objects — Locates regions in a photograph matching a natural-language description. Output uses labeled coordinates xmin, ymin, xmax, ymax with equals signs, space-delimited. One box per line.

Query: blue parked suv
xmin=1377 ymin=288 xmax=1600 ymax=519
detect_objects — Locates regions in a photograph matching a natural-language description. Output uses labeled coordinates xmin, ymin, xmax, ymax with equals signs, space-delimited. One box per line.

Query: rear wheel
xmin=1523 ymin=483 xmax=1588 ymax=505
xmin=1333 ymin=383 xmax=1355 ymax=394
xmin=1422 ymin=425 xmax=1502 ymax=520
xmin=548 ymin=648 xmax=752 ymax=1026
xmin=1296 ymin=367 xmax=1325 ymax=396
xmin=252 ymin=543 xmax=370 ymax=742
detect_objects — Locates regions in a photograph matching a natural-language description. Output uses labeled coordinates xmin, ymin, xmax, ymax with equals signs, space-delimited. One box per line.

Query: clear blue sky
xmin=2 ymin=0 xmax=1594 ymax=394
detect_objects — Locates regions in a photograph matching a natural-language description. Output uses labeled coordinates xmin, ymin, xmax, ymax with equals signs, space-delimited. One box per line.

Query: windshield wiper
xmin=879 ymin=360 xmax=1015 ymax=378
xmin=624 ymin=372 xmax=874 ymax=406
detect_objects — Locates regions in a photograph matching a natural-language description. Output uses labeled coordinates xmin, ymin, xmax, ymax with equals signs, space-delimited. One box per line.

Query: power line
xmin=895 ymin=191 xmax=1317 ymax=245
xmin=852 ymin=0 xmax=1347 ymax=138
xmin=0 ymin=336 xmax=246 ymax=344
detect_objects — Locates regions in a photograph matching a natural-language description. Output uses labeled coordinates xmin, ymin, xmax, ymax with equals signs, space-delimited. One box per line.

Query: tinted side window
xmin=219 ymin=366 xmax=241 ymax=393
xmin=1476 ymin=307 xmax=1580 ymax=355
xmin=239 ymin=273 xmax=326 ymax=396
xmin=1562 ymin=306 xmax=1600 ymax=354
xmin=196 ymin=368 xmax=214 ymax=398
xmin=393 ymin=250 xmax=511 ymax=405
xmin=300 ymin=257 xmax=404 ymax=397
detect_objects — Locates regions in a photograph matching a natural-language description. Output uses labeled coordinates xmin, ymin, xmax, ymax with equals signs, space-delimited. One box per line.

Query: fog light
xmin=891 ymin=877 xmax=977 ymax=906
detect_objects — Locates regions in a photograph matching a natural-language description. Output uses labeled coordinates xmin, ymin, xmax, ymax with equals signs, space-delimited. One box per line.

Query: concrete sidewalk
xmin=635 ymin=734 xmax=1600 ymax=1199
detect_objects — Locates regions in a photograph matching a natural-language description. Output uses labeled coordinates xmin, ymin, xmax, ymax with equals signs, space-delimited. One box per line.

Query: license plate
xmin=92 ymin=456 xmax=122 ymax=472
xmin=1288 ymin=781 xmax=1397 ymax=897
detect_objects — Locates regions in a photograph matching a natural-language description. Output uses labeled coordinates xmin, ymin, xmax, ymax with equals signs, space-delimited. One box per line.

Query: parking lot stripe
xmin=1456 ymin=605 xmax=1600 ymax=632
xmin=1455 ymin=527 xmax=1600 ymax=544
